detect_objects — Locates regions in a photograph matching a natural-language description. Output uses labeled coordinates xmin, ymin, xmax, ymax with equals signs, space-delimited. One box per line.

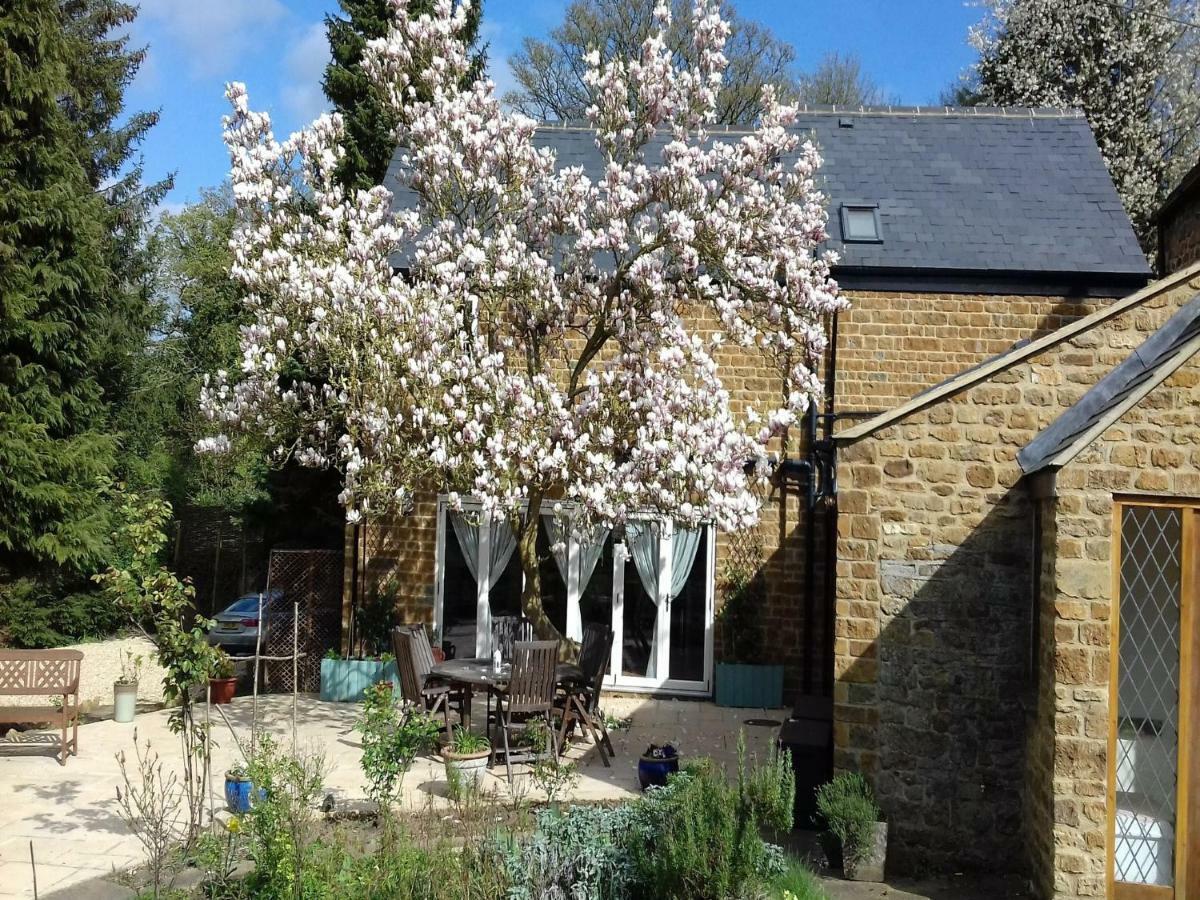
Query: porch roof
xmin=1017 ymin=294 xmax=1200 ymax=474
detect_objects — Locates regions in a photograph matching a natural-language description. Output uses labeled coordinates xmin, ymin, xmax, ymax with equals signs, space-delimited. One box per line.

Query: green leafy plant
xmin=212 ymin=650 xmax=236 ymax=679
xmin=716 ymin=552 xmax=766 ymax=664
xmin=95 ymin=485 xmax=220 ymax=847
xmin=815 ymin=772 xmax=882 ymax=866
xmin=355 ymin=681 xmax=440 ymax=807
xmin=241 ymin=736 xmax=327 ymax=900
xmin=628 ymin=738 xmax=794 ymax=900
xmin=522 ymin=722 xmax=578 ymax=805
xmin=447 ymin=726 xmax=490 ymax=755
xmin=117 ymin=650 xmax=144 ymax=685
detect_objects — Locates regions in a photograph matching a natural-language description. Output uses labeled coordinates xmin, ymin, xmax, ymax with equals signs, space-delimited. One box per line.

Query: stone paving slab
xmin=1 ymin=693 xmax=787 ymax=899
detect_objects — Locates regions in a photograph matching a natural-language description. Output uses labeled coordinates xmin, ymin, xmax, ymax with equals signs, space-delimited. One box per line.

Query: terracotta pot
xmin=209 ymin=676 xmax=237 ymax=705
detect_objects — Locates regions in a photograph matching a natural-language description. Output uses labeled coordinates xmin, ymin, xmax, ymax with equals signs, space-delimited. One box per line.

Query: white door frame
xmin=434 ymin=496 xmax=714 ymax=695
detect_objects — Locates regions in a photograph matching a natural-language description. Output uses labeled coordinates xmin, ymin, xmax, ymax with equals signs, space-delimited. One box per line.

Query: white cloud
xmin=281 ymin=22 xmax=331 ymax=125
xmin=138 ymin=0 xmax=287 ymax=78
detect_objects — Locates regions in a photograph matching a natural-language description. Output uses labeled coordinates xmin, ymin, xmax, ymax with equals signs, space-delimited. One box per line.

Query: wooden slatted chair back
xmin=391 ymin=627 xmax=423 ymax=704
xmin=492 ymin=616 xmax=534 ymax=660
xmin=506 ymin=640 xmax=558 ymax=714
xmin=0 ymin=649 xmax=83 ymax=696
xmin=581 ymin=626 xmax=614 ymax=711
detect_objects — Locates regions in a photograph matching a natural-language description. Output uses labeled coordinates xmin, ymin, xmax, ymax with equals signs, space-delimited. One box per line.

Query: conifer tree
xmin=323 ymin=0 xmax=485 ymax=191
xmin=61 ymin=0 xmax=172 ymax=472
xmin=0 ymin=0 xmax=116 ymax=570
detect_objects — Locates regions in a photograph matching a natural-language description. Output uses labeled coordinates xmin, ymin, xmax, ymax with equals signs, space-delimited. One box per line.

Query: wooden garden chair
xmin=491 ymin=640 xmax=560 ymax=784
xmin=391 ymin=626 xmax=459 ymax=731
xmin=557 ymin=623 xmax=616 ymax=766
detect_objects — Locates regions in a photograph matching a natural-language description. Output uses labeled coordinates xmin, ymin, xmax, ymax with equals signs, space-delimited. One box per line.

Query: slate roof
xmin=384 ymin=106 xmax=1151 ymax=282
xmin=1018 ymin=293 xmax=1200 ymax=474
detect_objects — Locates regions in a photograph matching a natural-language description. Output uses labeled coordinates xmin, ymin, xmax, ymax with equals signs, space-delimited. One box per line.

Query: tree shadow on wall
xmin=840 ymin=485 xmax=1037 ymax=878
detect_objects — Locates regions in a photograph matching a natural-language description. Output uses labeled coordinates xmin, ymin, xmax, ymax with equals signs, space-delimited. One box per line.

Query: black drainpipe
xmin=820 ymin=313 xmax=839 ymax=697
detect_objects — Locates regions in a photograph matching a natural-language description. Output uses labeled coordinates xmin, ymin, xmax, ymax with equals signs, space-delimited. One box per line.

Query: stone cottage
xmin=346 ymin=109 xmax=1147 ymax=722
xmin=833 ymin=260 xmax=1200 ymax=896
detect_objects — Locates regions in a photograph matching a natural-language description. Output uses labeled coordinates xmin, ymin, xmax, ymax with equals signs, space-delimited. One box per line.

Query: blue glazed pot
xmin=638 ymin=754 xmax=679 ymax=790
xmin=224 ymin=775 xmax=265 ymax=813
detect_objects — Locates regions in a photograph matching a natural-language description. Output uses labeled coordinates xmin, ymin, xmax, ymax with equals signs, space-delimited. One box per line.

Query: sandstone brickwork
xmin=344 ymin=288 xmax=1104 ymax=702
xmin=1161 ymin=185 xmax=1200 ymax=274
xmin=834 ymin=268 xmax=1200 ymax=893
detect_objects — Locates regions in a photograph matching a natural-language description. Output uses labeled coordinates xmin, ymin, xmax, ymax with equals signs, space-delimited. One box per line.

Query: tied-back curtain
xmin=624 ymin=521 xmax=702 ymax=679
xmin=624 ymin=521 xmax=660 ymax=604
xmin=544 ymin=515 xmax=611 ymax=641
xmin=450 ymin=512 xmax=517 ymax=590
xmin=669 ymin=526 xmax=702 ymax=601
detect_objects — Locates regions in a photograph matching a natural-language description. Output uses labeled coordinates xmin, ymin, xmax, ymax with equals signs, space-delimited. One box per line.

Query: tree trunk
xmin=515 ymin=489 xmax=568 ymax=647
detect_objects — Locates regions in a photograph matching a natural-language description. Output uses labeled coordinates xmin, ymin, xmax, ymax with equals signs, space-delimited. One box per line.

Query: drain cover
xmin=743 ymin=718 xmax=782 ymax=728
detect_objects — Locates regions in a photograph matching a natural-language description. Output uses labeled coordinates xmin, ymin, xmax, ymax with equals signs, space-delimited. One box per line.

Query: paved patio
xmin=0 ymin=693 xmax=788 ymax=898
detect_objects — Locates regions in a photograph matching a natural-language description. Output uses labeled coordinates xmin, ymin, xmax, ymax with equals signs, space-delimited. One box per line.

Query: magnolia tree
xmin=200 ymin=0 xmax=844 ymax=640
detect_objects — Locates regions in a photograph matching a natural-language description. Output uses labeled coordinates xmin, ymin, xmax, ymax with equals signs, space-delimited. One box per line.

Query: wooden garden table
xmin=430 ymin=657 xmax=583 ymax=730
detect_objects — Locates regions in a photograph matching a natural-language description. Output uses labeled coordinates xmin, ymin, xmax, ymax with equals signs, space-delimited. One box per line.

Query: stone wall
xmin=1161 ymin=188 xmax=1200 ymax=274
xmin=342 ymin=288 xmax=1105 ymax=702
xmin=833 ymin=269 xmax=1200 ymax=887
xmin=835 ymin=290 xmax=1099 ymax=415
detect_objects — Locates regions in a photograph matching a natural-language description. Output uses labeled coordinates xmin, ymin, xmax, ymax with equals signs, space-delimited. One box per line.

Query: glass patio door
xmin=607 ymin=522 xmax=714 ymax=696
xmin=1111 ymin=502 xmax=1199 ymax=899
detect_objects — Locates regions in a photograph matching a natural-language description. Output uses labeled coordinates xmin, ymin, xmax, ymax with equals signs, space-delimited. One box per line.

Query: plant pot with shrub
xmin=442 ymin=726 xmax=490 ymax=798
xmin=209 ymin=651 xmax=238 ymax=705
xmin=113 ymin=651 xmax=142 ymax=723
xmin=714 ymin=557 xmax=783 ymax=708
xmin=638 ymin=742 xmax=679 ymax=789
xmin=815 ymin=771 xmax=887 ymax=882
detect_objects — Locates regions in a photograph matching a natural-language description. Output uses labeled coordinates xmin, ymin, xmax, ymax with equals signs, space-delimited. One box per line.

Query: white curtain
xmin=543 ymin=515 xmax=611 ymax=641
xmin=624 ymin=521 xmax=660 ymax=605
xmin=451 ymin=512 xmax=517 ymax=590
xmin=624 ymin=521 xmax=702 ymax=679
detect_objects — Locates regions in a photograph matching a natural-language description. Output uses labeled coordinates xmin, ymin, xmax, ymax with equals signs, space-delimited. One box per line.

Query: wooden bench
xmin=0 ymin=649 xmax=83 ymax=765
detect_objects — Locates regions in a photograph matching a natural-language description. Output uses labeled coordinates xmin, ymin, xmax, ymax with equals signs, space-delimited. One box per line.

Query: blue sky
xmin=128 ymin=0 xmax=982 ymax=209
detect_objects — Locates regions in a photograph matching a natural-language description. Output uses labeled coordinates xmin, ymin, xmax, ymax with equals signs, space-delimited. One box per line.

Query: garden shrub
xmin=499 ymin=803 xmax=639 ymax=900
xmin=0 ymin=577 xmax=123 ymax=647
xmin=355 ymin=681 xmax=441 ymax=807
xmin=814 ymin=772 xmax=881 ymax=866
xmin=240 ymin=738 xmax=327 ymax=900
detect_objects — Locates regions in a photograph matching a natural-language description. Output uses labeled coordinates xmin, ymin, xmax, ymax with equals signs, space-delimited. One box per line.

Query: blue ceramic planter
xmin=714 ymin=662 xmax=784 ymax=709
xmin=638 ymin=754 xmax=679 ymax=790
xmin=224 ymin=776 xmax=265 ymax=813
xmin=319 ymin=658 xmax=399 ymax=702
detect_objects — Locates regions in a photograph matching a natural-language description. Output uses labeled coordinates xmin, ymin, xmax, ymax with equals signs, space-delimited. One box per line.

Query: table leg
xmin=461 ymin=685 xmax=473 ymax=730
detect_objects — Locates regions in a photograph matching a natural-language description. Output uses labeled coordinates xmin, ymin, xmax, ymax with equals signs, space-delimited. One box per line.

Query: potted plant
xmin=442 ymin=726 xmax=490 ymax=798
xmin=714 ymin=560 xmax=783 ymax=708
xmin=209 ymin=650 xmax=238 ymax=705
xmin=113 ymin=651 xmax=142 ymax=723
xmin=223 ymin=764 xmax=263 ymax=813
xmin=815 ymin=772 xmax=887 ymax=882
xmin=638 ymin=742 xmax=679 ymax=790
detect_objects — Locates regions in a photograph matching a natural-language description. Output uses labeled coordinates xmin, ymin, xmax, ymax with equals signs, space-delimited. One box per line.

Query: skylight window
xmin=840 ymin=204 xmax=882 ymax=243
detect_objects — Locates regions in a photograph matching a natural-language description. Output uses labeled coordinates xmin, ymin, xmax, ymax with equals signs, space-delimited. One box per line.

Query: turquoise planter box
xmin=714 ymin=662 xmax=784 ymax=709
xmin=319 ymin=658 xmax=399 ymax=702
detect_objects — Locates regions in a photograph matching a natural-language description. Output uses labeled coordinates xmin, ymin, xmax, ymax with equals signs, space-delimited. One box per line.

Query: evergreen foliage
xmin=323 ymin=0 xmax=485 ymax=191
xmin=0 ymin=0 xmax=116 ymax=573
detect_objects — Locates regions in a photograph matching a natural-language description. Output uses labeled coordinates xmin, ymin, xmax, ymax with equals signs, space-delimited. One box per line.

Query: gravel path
xmin=2 ymin=636 xmax=167 ymax=710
